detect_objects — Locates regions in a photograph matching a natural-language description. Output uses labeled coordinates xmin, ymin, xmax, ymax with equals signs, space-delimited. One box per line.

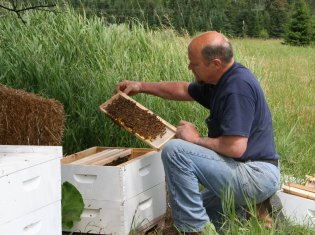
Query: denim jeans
xmin=161 ymin=139 xmax=280 ymax=233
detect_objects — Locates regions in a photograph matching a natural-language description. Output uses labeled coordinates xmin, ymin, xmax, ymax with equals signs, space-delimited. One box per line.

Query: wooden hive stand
xmin=133 ymin=214 xmax=166 ymax=235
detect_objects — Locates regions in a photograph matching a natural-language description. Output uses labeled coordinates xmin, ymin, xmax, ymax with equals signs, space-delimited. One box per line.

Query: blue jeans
xmin=161 ymin=139 xmax=280 ymax=233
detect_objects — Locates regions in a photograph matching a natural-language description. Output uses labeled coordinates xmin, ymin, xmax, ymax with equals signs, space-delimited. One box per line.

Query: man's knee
xmin=161 ymin=139 xmax=186 ymax=162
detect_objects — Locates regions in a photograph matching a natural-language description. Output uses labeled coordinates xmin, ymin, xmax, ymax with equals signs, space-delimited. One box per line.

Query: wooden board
xmin=136 ymin=214 xmax=166 ymax=235
xmin=282 ymin=184 xmax=315 ymax=201
xmin=91 ymin=149 xmax=132 ymax=166
xmin=99 ymin=92 xmax=176 ymax=150
xmin=286 ymin=182 xmax=315 ymax=194
xmin=70 ymin=149 xmax=128 ymax=165
xmin=305 ymin=174 xmax=315 ymax=188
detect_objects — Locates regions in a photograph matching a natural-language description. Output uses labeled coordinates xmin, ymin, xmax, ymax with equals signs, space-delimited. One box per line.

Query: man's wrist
xmin=195 ymin=136 xmax=202 ymax=145
xmin=138 ymin=82 xmax=144 ymax=93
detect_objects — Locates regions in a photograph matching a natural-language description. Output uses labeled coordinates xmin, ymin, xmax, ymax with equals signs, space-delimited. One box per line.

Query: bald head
xmin=189 ymin=31 xmax=234 ymax=65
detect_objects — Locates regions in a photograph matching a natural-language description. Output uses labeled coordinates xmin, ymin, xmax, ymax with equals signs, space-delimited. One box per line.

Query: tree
xmin=0 ymin=0 xmax=56 ymax=24
xmin=284 ymin=0 xmax=314 ymax=46
xmin=266 ymin=0 xmax=287 ymax=38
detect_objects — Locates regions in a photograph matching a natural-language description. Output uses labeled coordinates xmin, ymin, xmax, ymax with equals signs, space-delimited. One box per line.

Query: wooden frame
xmin=282 ymin=182 xmax=315 ymax=201
xmin=99 ymin=92 xmax=176 ymax=150
xmin=69 ymin=148 xmax=132 ymax=166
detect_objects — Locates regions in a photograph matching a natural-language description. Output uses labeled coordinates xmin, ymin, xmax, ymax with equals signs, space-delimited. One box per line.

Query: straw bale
xmin=0 ymin=84 xmax=64 ymax=145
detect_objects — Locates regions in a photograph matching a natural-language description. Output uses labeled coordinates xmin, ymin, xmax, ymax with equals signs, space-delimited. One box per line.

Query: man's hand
xmin=116 ymin=80 xmax=142 ymax=96
xmin=176 ymin=120 xmax=200 ymax=144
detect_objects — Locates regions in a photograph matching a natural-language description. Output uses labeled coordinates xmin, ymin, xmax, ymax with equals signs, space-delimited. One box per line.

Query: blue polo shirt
xmin=188 ymin=62 xmax=278 ymax=161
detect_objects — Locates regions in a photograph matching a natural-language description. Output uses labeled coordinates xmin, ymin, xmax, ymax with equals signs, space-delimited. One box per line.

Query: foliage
xmin=266 ymin=0 xmax=288 ymax=38
xmin=284 ymin=0 xmax=315 ymax=45
xmin=0 ymin=5 xmax=193 ymax=154
xmin=2 ymin=0 xmax=315 ymax=40
xmin=65 ymin=0 xmax=315 ymax=39
xmin=62 ymin=181 xmax=84 ymax=229
xmin=259 ymin=29 xmax=270 ymax=39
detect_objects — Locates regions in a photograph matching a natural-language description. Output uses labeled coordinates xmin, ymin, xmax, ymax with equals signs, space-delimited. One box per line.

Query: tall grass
xmin=0 ymin=6 xmax=314 ymax=233
xmin=0 ymin=5 xmax=197 ymax=155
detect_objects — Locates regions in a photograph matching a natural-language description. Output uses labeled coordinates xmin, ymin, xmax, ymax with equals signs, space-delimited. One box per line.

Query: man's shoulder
xmin=232 ymin=63 xmax=254 ymax=76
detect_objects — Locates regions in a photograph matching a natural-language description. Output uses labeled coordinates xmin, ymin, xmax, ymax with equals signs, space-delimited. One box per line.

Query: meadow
xmin=0 ymin=5 xmax=314 ymax=234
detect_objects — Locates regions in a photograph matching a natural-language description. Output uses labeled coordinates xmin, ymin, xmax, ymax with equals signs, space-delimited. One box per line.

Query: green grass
xmin=0 ymin=4 xmax=314 ymax=234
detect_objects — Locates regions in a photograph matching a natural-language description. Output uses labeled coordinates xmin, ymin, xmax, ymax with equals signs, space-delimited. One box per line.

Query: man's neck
xmin=213 ymin=59 xmax=235 ymax=85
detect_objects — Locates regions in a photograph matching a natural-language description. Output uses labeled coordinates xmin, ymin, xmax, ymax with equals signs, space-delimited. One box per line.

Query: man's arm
xmin=176 ymin=120 xmax=247 ymax=158
xmin=116 ymin=80 xmax=193 ymax=101
xmin=196 ymin=136 xmax=247 ymax=158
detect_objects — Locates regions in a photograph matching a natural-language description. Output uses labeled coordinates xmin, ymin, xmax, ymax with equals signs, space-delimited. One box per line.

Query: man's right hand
xmin=115 ymin=80 xmax=142 ymax=96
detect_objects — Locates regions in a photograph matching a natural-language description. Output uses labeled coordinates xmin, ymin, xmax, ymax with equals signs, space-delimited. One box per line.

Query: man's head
xmin=188 ymin=31 xmax=234 ymax=85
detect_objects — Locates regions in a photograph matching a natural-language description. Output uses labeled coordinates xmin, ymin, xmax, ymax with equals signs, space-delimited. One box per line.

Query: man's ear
xmin=212 ymin=59 xmax=222 ymax=69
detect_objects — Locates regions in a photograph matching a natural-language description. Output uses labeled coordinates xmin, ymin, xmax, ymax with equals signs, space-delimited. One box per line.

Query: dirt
xmin=105 ymin=96 xmax=166 ymax=141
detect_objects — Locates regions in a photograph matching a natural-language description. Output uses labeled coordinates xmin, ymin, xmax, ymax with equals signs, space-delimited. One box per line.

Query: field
xmin=0 ymin=5 xmax=314 ymax=234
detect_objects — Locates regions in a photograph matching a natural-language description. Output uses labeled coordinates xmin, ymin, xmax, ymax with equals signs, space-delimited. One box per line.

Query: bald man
xmin=116 ymin=31 xmax=280 ymax=234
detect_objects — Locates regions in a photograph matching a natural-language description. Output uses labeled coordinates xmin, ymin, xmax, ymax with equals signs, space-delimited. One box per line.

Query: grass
xmin=0 ymin=4 xmax=314 ymax=234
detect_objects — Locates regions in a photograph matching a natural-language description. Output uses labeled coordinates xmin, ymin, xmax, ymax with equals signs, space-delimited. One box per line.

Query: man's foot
xmin=256 ymin=193 xmax=287 ymax=229
xmin=256 ymin=201 xmax=273 ymax=229
xmin=265 ymin=193 xmax=287 ymax=229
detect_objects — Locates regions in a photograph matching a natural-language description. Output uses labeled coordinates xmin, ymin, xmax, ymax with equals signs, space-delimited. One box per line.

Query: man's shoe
xmin=267 ymin=193 xmax=284 ymax=218
xmin=265 ymin=193 xmax=287 ymax=229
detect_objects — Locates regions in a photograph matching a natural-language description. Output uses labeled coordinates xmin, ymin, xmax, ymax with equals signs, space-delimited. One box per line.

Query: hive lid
xmin=0 ymin=145 xmax=62 ymax=177
xmin=99 ymin=92 xmax=176 ymax=150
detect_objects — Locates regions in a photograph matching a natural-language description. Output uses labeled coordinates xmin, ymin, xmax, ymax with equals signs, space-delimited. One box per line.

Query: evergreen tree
xmin=230 ymin=0 xmax=249 ymax=37
xmin=247 ymin=10 xmax=263 ymax=37
xmin=284 ymin=0 xmax=314 ymax=46
xmin=266 ymin=0 xmax=287 ymax=38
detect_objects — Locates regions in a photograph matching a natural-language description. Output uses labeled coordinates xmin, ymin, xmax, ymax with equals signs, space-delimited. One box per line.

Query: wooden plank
xmin=91 ymin=149 xmax=132 ymax=166
xmin=81 ymin=149 xmax=126 ymax=165
xmin=305 ymin=175 xmax=315 ymax=188
xmin=99 ymin=92 xmax=176 ymax=150
xmin=90 ymin=149 xmax=131 ymax=166
xmin=131 ymin=148 xmax=154 ymax=159
xmin=70 ymin=149 xmax=122 ymax=165
xmin=61 ymin=147 xmax=101 ymax=164
xmin=282 ymin=184 xmax=315 ymax=201
xmin=286 ymin=182 xmax=315 ymax=194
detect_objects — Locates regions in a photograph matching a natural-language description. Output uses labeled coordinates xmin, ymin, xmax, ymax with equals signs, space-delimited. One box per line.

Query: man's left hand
xmin=175 ymin=120 xmax=200 ymax=144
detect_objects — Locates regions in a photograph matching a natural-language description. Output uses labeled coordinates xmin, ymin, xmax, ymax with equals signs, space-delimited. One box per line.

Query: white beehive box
xmin=61 ymin=147 xmax=165 ymax=201
xmin=69 ymin=182 xmax=166 ymax=234
xmin=1 ymin=201 xmax=61 ymax=235
xmin=0 ymin=145 xmax=62 ymax=234
xmin=61 ymin=146 xmax=166 ymax=235
xmin=277 ymin=190 xmax=315 ymax=228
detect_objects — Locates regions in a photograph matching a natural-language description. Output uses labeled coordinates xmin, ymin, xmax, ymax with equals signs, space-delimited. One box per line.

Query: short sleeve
xmin=188 ymin=82 xmax=213 ymax=109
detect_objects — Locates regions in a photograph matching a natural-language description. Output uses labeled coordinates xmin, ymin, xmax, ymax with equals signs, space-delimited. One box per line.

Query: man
xmin=116 ymin=31 xmax=280 ymax=234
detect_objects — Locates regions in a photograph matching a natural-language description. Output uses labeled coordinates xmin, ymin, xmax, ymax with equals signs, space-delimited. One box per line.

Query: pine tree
xmin=284 ymin=0 xmax=314 ymax=46
xmin=266 ymin=0 xmax=287 ymax=38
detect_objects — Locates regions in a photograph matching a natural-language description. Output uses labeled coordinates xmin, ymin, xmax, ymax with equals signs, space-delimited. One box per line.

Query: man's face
xmin=188 ymin=47 xmax=215 ymax=84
